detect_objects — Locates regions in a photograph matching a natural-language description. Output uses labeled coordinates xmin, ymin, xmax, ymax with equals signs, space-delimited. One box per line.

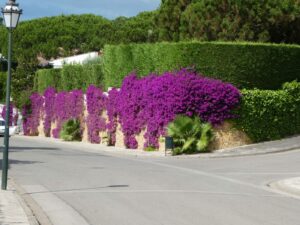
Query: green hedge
xmin=34 ymin=62 xmax=104 ymax=93
xmin=235 ymin=81 xmax=300 ymax=142
xmin=103 ymin=41 xmax=300 ymax=89
xmin=34 ymin=69 xmax=62 ymax=93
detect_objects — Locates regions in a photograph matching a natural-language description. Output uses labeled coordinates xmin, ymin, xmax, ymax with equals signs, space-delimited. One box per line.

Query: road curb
xmin=11 ymin=178 xmax=53 ymax=225
xmin=13 ymin=135 xmax=300 ymax=159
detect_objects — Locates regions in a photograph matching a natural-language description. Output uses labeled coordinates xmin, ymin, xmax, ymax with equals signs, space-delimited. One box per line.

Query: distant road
xmin=3 ymin=136 xmax=300 ymax=225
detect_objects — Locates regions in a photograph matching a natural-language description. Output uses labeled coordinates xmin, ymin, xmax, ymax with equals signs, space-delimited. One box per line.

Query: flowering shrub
xmin=106 ymin=88 xmax=120 ymax=145
xmin=86 ymin=85 xmax=107 ymax=143
xmin=1 ymin=104 xmax=14 ymax=126
xmin=43 ymin=87 xmax=56 ymax=137
xmin=115 ymin=69 xmax=241 ymax=148
xmin=25 ymin=69 xmax=241 ymax=149
xmin=52 ymin=90 xmax=84 ymax=138
xmin=22 ymin=105 xmax=31 ymax=135
xmin=24 ymin=93 xmax=44 ymax=136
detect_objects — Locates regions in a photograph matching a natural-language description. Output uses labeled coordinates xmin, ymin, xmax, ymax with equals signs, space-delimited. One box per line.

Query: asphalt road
xmin=2 ymin=136 xmax=300 ymax=225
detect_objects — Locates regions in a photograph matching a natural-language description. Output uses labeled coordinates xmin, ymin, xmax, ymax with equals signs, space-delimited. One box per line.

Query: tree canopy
xmin=156 ymin=0 xmax=300 ymax=43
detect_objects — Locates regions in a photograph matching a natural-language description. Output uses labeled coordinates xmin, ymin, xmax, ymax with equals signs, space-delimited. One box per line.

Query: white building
xmin=49 ymin=52 xmax=99 ymax=69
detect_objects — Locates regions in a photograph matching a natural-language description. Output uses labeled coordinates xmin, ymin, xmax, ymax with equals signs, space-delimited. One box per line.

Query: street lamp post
xmin=1 ymin=0 xmax=22 ymax=190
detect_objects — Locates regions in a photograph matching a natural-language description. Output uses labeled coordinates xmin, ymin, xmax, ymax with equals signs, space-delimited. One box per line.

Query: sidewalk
xmin=0 ymin=179 xmax=30 ymax=225
xmin=183 ymin=135 xmax=300 ymax=158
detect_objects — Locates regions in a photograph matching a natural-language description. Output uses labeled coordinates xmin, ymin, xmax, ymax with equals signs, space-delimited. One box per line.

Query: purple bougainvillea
xmin=24 ymin=93 xmax=44 ymax=136
xmin=106 ymin=88 xmax=120 ymax=146
xmin=1 ymin=104 xmax=14 ymax=126
xmin=86 ymin=85 xmax=107 ymax=144
xmin=22 ymin=105 xmax=31 ymax=135
xmin=52 ymin=90 xmax=84 ymax=138
xmin=115 ymin=69 xmax=241 ymax=148
xmin=24 ymin=68 xmax=241 ymax=149
xmin=43 ymin=87 xmax=56 ymax=137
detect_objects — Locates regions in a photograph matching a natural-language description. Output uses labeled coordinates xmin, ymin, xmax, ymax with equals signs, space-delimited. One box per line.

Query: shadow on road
xmin=0 ymin=146 xmax=59 ymax=152
xmin=0 ymin=159 xmax=43 ymax=170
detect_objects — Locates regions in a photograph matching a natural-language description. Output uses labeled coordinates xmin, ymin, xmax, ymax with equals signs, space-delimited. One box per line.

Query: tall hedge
xmin=34 ymin=69 xmax=62 ymax=93
xmin=235 ymin=81 xmax=300 ymax=142
xmin=34 ymin=63 xmax=104 ymax=93
xmin=103 ymin=41 xmax=300 ymax=89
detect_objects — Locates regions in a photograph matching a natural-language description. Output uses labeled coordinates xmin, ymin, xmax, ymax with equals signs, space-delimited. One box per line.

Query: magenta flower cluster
xmin=43 ymin=87 xmax=56 ymax=137
xmin=86 ymin=85 xmax=107 ymax=143
xmin=115 ymin=69 xmax=241 ymax=148
xmin=23 ymin=88 xmax=84 ymax=138
xmin=106 ymin=88 xmax=119 ymax=145
xmin=24 ymin=69 xmax=241 ymax=149
xmin=1 ymin=104 xmax=16 ymax=126
xmin=23 ymin=93 xmax=44 ymax=135
xmin=52 ymin=90 xmax=84 ymax=138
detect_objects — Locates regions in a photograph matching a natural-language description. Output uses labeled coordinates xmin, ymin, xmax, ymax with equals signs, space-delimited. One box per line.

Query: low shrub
xmin=60 ymin=119 xmax=82 ymax=141
xmin=167 ymin=115 xmax=213 ymax=155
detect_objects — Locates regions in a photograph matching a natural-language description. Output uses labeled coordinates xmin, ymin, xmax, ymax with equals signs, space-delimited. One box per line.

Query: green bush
xmin=60 ymin=119 xmax=82 ymax=141
xmin=34 ymin=61 xmax=104 ymax=93
xmin=167 ymin=115 xmax=213 ymax=155
xmin=235 ymin=81 xmax=300 ymax=142
xmin=103 ymin=41 xmax=300 ymax=89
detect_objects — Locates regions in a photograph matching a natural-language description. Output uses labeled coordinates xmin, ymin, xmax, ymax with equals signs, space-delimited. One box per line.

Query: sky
xmin=1 ymin=0 xmax=161 ymax=21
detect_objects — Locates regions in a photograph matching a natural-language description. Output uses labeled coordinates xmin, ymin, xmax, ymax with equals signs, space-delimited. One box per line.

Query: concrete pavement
xmin=0 ymin=179 xmax=30 ymax=225
xmin=3 ymin=135 xmax=300 ymax=225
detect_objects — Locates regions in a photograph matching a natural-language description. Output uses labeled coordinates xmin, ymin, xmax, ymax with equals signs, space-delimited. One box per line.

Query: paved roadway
xmin=2 ymin=136 xmax=300 ymax=225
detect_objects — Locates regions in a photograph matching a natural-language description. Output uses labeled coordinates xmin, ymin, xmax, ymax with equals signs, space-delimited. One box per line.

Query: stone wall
xmin=36 ymin=107 xmax=252 ymax=152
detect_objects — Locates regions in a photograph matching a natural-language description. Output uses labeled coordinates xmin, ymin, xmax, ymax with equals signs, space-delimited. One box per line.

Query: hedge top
xmin=103 ymin=41 xmax=300 ymax=90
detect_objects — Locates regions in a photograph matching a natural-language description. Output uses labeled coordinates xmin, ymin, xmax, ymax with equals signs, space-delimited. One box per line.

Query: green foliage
xmin=144 ymin=146 xmax=157 ymax=152
xmin=156 ymin=0 xmax=300 ymax=44
xmin=167 ymin=115 xmax=213 ymax=155
xmin=0 ymin=13 xmax=157 ymax=64
xmin=60 ymin=119 xmax=82 ymax=141
xmin=156 ymin=0 xmax=191 ymax=41
xmin=103 ymin=41 xmax=300 ymax=89
xmin=0 ymin=72 xmax=6 ymax=102
xmin=111 ymin=11 xmax=158 ymax=44
xmin=235 ymin=82 xmax=300 ymax=142
xmin=35 ymin=61 xmax=104 ymax=93
xmin=0 ymin=14 xmax=110 ymax=61
xmin=12 ymin=59 xmax=36 ymax=108
xmin=34 ymin=69 xmax=61 ymax=93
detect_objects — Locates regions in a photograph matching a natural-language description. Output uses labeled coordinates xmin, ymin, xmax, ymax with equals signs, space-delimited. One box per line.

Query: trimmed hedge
xmin=34 ymin=69 xmax=62 ymax=93
xmin=34 ymin=63 xmax=104 ymax=93
xmin=103 ymin=41 xmax=300 ymax=89
xmin=235 ymin=81 xmax=300 ymax=142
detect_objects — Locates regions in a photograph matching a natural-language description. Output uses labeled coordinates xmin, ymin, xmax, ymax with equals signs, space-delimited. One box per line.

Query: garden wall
xmin=23 ymin=70 xmax=300 ymax=153
xmin=103 ymin=42 xmax=300 ymax=90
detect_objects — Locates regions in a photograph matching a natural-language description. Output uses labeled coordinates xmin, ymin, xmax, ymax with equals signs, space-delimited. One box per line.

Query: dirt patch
xmin=209 ymin=121 xmax=252 ymax=151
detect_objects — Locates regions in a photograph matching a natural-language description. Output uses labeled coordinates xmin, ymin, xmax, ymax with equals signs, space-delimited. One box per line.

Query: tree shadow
xmin=0 ymin=146 xmax=59 ymax=152
xmin=0 ymin=159 xmax=43 ymax=170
